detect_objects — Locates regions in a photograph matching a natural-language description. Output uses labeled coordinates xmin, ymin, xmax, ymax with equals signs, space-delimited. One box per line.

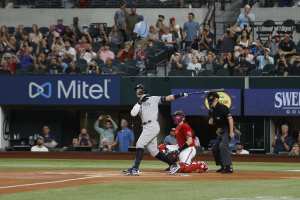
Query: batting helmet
xmin=135 ymin=84 xmax=146 ymax=96
xmin=172 ymin=110 xmax=185 ymax=125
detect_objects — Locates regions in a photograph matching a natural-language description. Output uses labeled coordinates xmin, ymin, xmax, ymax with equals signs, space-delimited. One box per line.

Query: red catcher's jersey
xmin=175 ymin=122 xmax=195 ymax=148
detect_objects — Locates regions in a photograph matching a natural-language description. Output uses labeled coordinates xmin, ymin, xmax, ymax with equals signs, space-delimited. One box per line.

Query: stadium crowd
xmin=0 ymin=3 xmax=299 ymax=76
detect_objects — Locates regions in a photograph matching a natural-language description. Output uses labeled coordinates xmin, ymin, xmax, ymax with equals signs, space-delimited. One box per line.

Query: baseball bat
xmin=187 ymin=88 xmax=225 ymax=96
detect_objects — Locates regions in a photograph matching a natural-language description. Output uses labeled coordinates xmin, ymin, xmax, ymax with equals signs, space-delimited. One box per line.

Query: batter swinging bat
xmin=187 ymin=88 xmax=225 ymax=96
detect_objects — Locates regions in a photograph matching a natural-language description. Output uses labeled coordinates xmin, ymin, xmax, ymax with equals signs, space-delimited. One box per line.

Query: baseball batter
xmin=169 ymin=111 xmax=208 ymax=174
xmin=123 ymin=84 xmax=188 ymax=176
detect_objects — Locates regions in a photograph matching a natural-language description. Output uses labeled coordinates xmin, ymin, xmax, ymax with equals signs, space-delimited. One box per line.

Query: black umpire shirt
xmin=209 ymin=103 xmax=232 ymax=129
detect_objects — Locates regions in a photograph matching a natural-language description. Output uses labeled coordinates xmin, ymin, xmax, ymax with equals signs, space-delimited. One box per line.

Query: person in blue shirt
xmin=235 ymin=4 xmax=255 ymax=32
xmin=112 ymin=119 xmax=134 ymax=152
xmin=183 ymin=12 xmax=200 ymax=50
xmin=163 ymin=128 xmax=177 ymax=145
xmin=272 ymin=124 xmax=294 ymax=154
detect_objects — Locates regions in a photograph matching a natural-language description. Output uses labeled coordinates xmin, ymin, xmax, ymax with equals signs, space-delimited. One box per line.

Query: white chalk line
xmin=0 ymin=175 xmax=107 ymax=190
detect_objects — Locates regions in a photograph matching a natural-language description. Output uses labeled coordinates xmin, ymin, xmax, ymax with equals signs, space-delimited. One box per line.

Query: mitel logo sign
xmin=28 ymin=79 xmax=111 ymax=100
xmin=29 ymin=82 xmax=52 ymax=99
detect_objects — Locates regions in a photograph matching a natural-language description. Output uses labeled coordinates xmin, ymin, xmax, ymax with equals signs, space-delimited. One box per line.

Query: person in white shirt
xmin=161 ymin=27 xmax=176 ymax=48
xmin=64 ymin=40 xmax=77 ymax=61
xmin=235 ymin=143 xmax=249 ymax=155
xmin=133 ymin=15 xmax=149 ymax=39
xmin=187 ymin=56 xmax=202 ymax=72
xmin=31 ymin=137 xmax=49 ymax=152
xmin=256 ymin=48 xmax=274 ymax=70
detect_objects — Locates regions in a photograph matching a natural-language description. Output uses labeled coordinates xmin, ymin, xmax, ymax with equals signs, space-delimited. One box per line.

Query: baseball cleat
xmin=169 ymin=164 xmax=180 ymax=175
xmin=125 ymin=168 xmax=140 ymax=176
xmin=221 ymin=167 xmax=233 ymax=174
xmin=216 ymin=167 xmax=224 ymax=173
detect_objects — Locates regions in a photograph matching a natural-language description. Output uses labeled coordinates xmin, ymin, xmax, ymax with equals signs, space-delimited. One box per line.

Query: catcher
xmin=162 ymin=111 xmax=208 ymax=174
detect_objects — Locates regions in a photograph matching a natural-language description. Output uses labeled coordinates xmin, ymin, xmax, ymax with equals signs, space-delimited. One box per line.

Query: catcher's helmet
xmin=135 ymin=84 xmax=145 ymax=91
xmin=172 ymin=110 xmax=185 ymax=125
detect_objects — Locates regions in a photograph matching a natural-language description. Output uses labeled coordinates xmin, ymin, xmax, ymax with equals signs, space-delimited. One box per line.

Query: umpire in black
xmin=207 ymin=92 xmax=234 ymax=173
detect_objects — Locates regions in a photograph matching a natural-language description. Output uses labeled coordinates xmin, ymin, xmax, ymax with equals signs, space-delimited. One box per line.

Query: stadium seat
xmin=277 ymin=19 xmax=295 ymax=36
xmin=7 ymin=26 xmax=15 ymax=35
xmin=215 ymin=68 xmax=230 ymax=76
xmin=262 ymin=64 xmax=276 ymax=76
xmin=39 ymin=27 xmax=50 ymax=36
xmin=257 ymin=20 xmax=276 ymax=41
xmin=23 ymin=26 xmax=33 ymax=34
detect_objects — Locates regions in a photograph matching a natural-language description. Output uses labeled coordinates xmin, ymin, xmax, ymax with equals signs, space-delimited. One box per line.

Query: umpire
xmin=207 ymin=92 xmax=234 ymax=173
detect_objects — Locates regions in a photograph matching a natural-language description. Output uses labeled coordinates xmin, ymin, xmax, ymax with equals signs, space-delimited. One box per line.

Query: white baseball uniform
xmin=166 ymin=145 xmax=196 ymax=164
xmin=131 ymin=96 xmax=162 ymax=157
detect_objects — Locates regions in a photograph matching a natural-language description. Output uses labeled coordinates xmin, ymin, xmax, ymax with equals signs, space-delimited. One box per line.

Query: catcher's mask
xmin=207 ymin=92 xmax=219 ymax=108
xmin=172 ymin=110 xmax=185 ymax=125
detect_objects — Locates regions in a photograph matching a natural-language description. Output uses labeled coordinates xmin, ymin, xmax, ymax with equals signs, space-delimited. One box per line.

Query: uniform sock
xmin=132 ymin=148 xmax=144 ymax=169
xmin=155 ymin=152 xmax=174 ymax=165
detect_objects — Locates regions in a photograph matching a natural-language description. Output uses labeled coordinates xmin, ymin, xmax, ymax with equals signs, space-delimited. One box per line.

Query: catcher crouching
xmin=161 ymin=111 xmax=208 ymax=174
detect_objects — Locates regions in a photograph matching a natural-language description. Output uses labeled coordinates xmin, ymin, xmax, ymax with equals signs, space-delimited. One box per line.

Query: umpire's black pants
xmin=212 ymin=128 xmax=232 ymax=167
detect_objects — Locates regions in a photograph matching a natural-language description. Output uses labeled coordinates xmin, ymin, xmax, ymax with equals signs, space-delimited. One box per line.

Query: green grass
xmin=0 ymin=159 xmax=300 ymax=200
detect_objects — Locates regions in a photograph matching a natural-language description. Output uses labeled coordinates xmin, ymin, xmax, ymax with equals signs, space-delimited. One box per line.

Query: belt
xmin=142 ymin=120 xmax=152 ymax=125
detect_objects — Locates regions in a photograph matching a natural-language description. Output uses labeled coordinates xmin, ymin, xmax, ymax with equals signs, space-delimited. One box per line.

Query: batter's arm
xmin=130 ymin=103 xmax=141 ymax=117
xmin=163 ymin=93 xmax=189 ymax=102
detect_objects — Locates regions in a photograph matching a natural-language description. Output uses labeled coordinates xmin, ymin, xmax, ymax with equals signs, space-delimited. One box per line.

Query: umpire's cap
xmin=207 ymin=92 xmax=220 ymax=102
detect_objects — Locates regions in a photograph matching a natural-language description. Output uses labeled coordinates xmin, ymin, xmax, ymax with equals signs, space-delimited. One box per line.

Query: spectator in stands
xmin=187 ymin=56 xmax=203 ymax=75
xmin=94 ymin=115 xmax=118 ymax=152
xmin=256 ymin=48 xmax=274 ymax=70
xmin=223 ymin=52 xmax=237 ymax=75
xmin=80 ymin=45 xmax=96 ymax=64
xmin=198 ymin=25 xmax=213 ymax=52
xmin=109 ymin=25 xmax=124 ymax=49
xmin=76 ymin=34 xmax=92 ymax=53
xmin=156 ymin=15 xmax=166 ymax=36
xmin=219 ymin=28 xmax=235 ymax=53
xmin=41 ymin=126 xmax=58 ymax=149
xmin=31 ymin=52 xmax=48 ymax=74
xmin=235 ymin=4 xmax=255 ymax=32
xmin=279 ymin=34 xmax=297 ymax=57
xmin=55 ymin=19 xmax=65 ymax=36
xmin=63 ymin=40 xmax=77 ymax=62
xmin=112 ymin=119 xmax=134 ymax=152
xmin=102 ymin=58 xmax=117 ymax=74
xmin=169 ymin=17 xmax=182 ymax=48
xmin=235 ymin=143 xmax=250 ymax=155
xmin=290 ymin=56 xmax=300 ymax=75
xmin=276 ymin=54 xmax=290 ymax=76
xmin=237 ymin=29 xmax=252 ymax=48
xmin=161 ymin=27 xmax=176 ymax=50
xmin=15 ymin=25 xmax=25 ymax=41
xmin=183 ymin=12 xmax=200 ymax=50
xmin=289 ymin=143 xmax=300 ymax=157
xmin=17 ymin=41 xmax=34 ymax=73
xmin=29 ymin=24 xmax=43 ymax=45
xmin=98 ymin=45 xmax=115 ymax=64
xmin=87 ymin=60 xmax=101 ymax=74
xmin=203 ymin=51 xmax=216 ymax=71
xmin=170 ymin=52 xmax=183 ymax=70
xmin=117 ymin=41 xmax=134 ymax=63
xmin=266 ymin=34 xmax=281 ymax=58
xmin=94 ymin=24 xmax=109 ymax=46
xmin=148 ymin=26 xmax=159 ymax=41
xmin=114 ymin=4 xmax=127 ymax=41
xmin=124 ymin=7 xmax=139 ymax=40
xmin=73 ymin=128 xmax=92 ymax=147
xmin=71 ymin=17 xmax=82 ymax=41
xmin=48 ymin=57 xmax=63 ymax=74
xmin=65 ymin=61 xmax=80 ymax=74
xmin=133 ymin=15 xmax=149 ymax=49
xmin=31 ymin=137 xmax=49 ymax=152
xmin=272 ymin=124 xmax=294 ymax=154
xmin=163 ymin=128 xmax=177 ymax=145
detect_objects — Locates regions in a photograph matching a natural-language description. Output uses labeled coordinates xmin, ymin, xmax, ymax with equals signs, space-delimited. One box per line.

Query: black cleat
xmin=221 ymin=167 xmax=233 ymax=174
xmin=216 ymin=167 xmax=224 ymax=173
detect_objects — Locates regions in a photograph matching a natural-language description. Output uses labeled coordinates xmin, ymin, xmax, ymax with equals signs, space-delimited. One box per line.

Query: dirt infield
xmin=0 ymin=169 xmax=299 ymax=195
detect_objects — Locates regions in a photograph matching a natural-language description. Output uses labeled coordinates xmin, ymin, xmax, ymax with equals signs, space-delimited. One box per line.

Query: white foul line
xmin=0 ymin=175 xmax=105 ymax=190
